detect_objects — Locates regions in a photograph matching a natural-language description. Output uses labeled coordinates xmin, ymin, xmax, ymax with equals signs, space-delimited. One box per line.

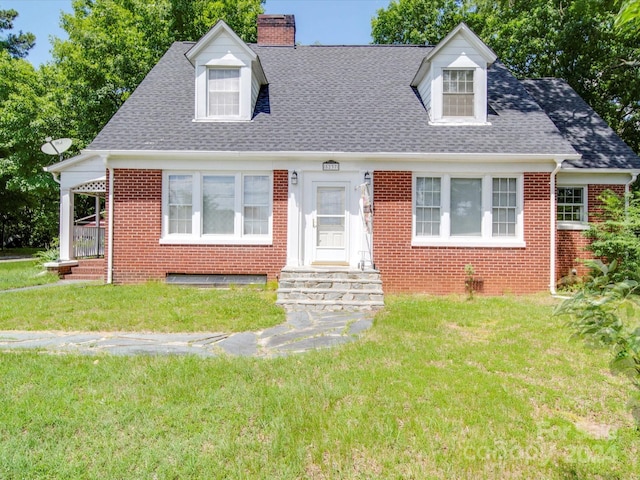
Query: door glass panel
xmin=317 ymin=187 xmax=345 ymax=248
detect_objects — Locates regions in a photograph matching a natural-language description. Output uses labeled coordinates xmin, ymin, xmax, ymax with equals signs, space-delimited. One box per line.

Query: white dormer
xmin=411 ymin=23 xmax=497 ymax=125
xmin=185 ymin=20 xmax=267 ymax=122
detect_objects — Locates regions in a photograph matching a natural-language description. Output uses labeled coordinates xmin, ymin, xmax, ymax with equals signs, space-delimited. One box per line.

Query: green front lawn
xmin=0 ymin=259 xmax=59 ymax=291
xmin=0 ymin=282 xmax=284 ymax=332
xmin=0 ymin=294 xmax=638 ymax=478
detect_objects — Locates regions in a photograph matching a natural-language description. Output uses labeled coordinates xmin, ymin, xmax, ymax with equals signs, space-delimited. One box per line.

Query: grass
xmin=0 ymin=247 xmax=41 ymax=258
xmin=0 ymin=282 xmax=284 ymax=332
xmin=0 ymin=259 xmax=59 ymax=291
xmin=0 ymin=293 xmax=639 ymax=478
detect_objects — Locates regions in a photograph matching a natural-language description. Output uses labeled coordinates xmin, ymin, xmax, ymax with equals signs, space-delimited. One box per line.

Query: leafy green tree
xmin=617 ymin=0 xmax=640 ymax=31
xmin=371 ymin=0 xmax=469 ymax=44
xmin=584 ymin=190 xmax=640 ymax=283
xmin=0 ymin=7 xmax=35 ymax=58
xmin=52 ymin=0 xmax=265 ymax=147
xmin=0 ymin=50 xmax=61 ymax=248
xmin=371 ymin=0 xmax=640 ymax=154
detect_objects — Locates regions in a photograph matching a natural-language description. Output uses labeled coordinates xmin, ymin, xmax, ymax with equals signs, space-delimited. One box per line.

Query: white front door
xmin=311 ymin=182 xmax=349 ymax=264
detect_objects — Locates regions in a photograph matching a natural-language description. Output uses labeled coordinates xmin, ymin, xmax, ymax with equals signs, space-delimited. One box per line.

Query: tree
xmin=0 ymin=7 xmax=35 ymax=58
xmin=52 ymin=0 xmax=265 ymax=148
xmin=371 ymin=0 xmax=640 ymax=154
xmin=617 ymin=0 xmax=640 ymax=31
xmin=584 ymin=190 xmax=640 ymax=283
xmin=0 ymin=49 xmax=62 ymax=248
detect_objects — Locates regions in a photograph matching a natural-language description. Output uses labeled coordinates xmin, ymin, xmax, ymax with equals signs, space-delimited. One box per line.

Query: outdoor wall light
xmin=364 ymin=171 xmax=371 ymax=186
xmin=291 ymin=170 xmax=298 ymax=185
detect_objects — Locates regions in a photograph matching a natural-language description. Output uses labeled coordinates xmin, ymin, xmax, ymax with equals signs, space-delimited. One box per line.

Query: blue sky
xmin=4 ymin=0 xmax=390 ymax=66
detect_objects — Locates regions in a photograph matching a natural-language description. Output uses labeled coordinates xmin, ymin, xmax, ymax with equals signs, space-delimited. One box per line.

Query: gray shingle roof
xmin=88 ymin=42 xmax=579 ymax=158
xmin=523 ymin=78 xmax=640 ymax=169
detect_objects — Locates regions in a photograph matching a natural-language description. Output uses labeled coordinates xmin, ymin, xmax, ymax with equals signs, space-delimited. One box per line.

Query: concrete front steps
xmin=63 ymin=258 xmax=105 ymax=282
xmin=276 ymin=267 xmax=384 ymax=312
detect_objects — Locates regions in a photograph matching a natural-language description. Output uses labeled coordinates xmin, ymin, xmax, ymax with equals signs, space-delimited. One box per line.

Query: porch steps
xmin=276 ymin=267 xmax=384 ymax=312
xmin=63 ymin=258 xmax=105 ymax=282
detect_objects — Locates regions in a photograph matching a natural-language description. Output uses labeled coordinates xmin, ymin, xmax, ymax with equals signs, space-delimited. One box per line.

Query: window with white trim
xmin=557 ymin=187 xmax=586 ymax=223
xmin=414 ymin=174 xmax=523 ymax=246
xmin=492 ymin=178 xmax=517 ymax=236
xmin=207 ymin=68 xmax=240 ymax=117
xmin=415 ymin=177 xmax=441 ymax=236
xmin=168 ymin=175 xmax=193 ymax=234
xmin=443 ymin=69 xmax=474 ymax=117
xmin=164 ymin=172 xmax=272 ymax=244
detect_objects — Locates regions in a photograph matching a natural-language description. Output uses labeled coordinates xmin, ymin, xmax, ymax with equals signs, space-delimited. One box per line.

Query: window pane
xmin=557 ymin=187 xmax=585 ymax=222
xmin=243 ymin=175 xmax=269 ymax=235
xmin=208 ymin=69 xmax=240 ymax=116
xmin=203 ymin=176 xmax=235 ymax=234
xmin=416 ymin=177 xmax=441 ymax=236
xmin=443 ymin=69 xmax=474 ymax=117
xmin=492 ymin=178 xmax=517 ymax=237
xmin=168 ymin=175 xmax=192 ymax=234
xmin=451 ymin=178 xmax=482 ymax=236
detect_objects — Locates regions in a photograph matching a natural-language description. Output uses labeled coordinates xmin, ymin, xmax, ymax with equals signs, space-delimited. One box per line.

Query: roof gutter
xmin=549 ymin=160 xmax=563 ymax=295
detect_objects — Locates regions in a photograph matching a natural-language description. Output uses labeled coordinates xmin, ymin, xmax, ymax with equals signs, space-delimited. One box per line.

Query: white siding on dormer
xmin=417 ymin=68 xmax=432 ymax=119
xmin=192 ymin=30 xmax=256 ymax=121
xmin=411 ymin=28 xmax=494 ymax=126
xmin=251 ymin=73 xmax=261 ymax=116
xmin=429 ymin=34 xmax=489 ymax=125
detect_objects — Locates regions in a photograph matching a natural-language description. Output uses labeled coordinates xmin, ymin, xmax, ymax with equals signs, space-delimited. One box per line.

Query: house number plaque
xmin=323 ymin=160 xmax=340 ymax=171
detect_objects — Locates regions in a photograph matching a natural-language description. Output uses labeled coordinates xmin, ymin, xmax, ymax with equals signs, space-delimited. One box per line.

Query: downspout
xmin=107 ymin=167 xmax=114 ymax=284
xmin=625 ymin=173 xmax=638 ymax=209
xmin=549 ymin=160 xmax=563 ymax=295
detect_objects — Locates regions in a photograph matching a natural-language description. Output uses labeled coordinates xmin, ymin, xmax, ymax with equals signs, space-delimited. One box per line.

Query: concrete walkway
xmin=0 ymin=310 xmax=373 ymax=358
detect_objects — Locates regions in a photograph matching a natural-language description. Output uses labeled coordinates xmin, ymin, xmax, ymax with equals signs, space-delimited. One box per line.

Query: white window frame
xmin=557 ymin=186 xmax=589 ymax=231
xmin=207 ymin=68 xmax=241 ymax=119
xmin=161 ymin=171 xmax=273 ymax=245
xmin=429 ymin=64 xmax=490 ymax=126
xmin=412 ymin=173 xmax=525 ymax=247
xmin=442 ymin=69 xmax=475 ymax=118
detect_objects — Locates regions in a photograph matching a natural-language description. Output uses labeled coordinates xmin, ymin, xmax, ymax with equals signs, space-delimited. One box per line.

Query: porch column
xmin=59 ymin=187 xmax=74 ymax=261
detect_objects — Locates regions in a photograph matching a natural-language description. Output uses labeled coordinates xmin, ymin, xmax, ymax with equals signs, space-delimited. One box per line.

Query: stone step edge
xmin=279 ymin=278 xmax=382 ymax=285
xmin=276 ymin=299 xmax=384 ymax=306
xmin=277 ymin=288 xmax=383 ymax=295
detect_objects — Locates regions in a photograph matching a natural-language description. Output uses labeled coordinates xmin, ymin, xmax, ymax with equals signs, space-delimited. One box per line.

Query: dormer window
xmin=443 ymin=69 xmax=474 ymax=117
xmin=410 ymin=23 xmax=497 ymax=126
xmin=208 ymin=69 xmax=240 ymax=117
xmin=185 ymin=20 xmax=268 ymax=122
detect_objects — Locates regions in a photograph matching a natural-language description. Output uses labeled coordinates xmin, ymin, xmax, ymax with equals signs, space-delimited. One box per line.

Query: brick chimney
xmin=257 ymin=14 xmax=296 ymax=46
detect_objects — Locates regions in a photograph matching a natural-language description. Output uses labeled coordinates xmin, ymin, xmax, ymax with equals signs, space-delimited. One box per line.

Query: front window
xmin=243 ymin=175 xmax=270 ymax=235
xmin=451 ymin=178 xmax=482 ymax=236
xmin=414 ymin=175 xmax=523 ymax=245
xmin=203 ymin=175 xmax=235 ymax=234
xmin=557 ymin=187 xmax=586 ymax=222
xmin=416 ymin=177 xmax=441 ymax=236
xmin=492 ymin=178 xmax=517 ymax=236
xmin=164 ymin=172 xmax=272 ymax=244
xmin=443 ymin=69 xmax=474 ymax=117
xmin=168 ymin=175 xmax=193 ymax=234
xmin=208 ymin=69 xmax=240 ymax=117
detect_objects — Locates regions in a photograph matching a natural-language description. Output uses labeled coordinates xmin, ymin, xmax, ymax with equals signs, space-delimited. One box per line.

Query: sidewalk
xmin=0 ymin=310 xmax=373 ymax=358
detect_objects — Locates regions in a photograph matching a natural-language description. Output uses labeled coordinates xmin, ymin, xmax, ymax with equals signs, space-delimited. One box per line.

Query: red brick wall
xmin=106 ymin=169 xmax=288 ymax=284
xmin=555 ymin=184 xmax=625 ymax=280
xmin=372 ymin=171 xmax=552 ymax=294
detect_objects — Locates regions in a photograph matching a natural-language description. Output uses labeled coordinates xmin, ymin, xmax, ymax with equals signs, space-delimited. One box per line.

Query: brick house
xmin=45 ymin=15 xmax=640 ymax=307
